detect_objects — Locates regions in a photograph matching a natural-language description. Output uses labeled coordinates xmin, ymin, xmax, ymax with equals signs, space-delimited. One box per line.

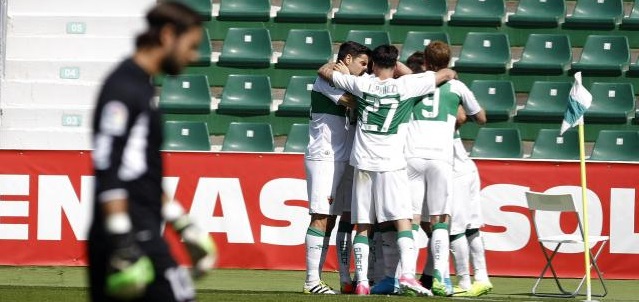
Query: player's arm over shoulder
xmin=449 ymin=79 xmax=487 ymax=125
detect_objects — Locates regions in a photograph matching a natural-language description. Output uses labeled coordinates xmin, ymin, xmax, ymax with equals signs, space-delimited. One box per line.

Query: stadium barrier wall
xmin=0 ymin=151 xmax=637 ymax=279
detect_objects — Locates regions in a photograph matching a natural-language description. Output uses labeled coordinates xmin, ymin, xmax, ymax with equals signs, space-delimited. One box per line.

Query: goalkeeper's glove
xmin=105 ymin=213 xmax=155 ymax=300
xmin=163 ymin=201 xmax=217 ymax=278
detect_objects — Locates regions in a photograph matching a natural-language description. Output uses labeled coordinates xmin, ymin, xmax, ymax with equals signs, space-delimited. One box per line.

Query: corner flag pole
xmin=578 ymin=122 xmax=592 ymax=301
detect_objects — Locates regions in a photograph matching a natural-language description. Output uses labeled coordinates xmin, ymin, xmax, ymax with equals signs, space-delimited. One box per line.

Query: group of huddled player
xmin=302 ymin=40 xmax=492 ymax=297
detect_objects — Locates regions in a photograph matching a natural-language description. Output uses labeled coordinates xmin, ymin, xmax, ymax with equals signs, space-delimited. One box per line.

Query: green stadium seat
xmin=511 ymin=34 xmax=571 ymax=75
xmin=218 ymin=28 xmax=272 ymax=68
xmin=563 ymin=0 xmax=623 ymax=29
xmin=584 ymin=82 xmax=635 ymax=123
xmin=222 ymin=122 xmax=275 ymax=152
xmin=217 ymin=75 xmax=272 ymax=115
xmin=449 ymin=0 xmax=505 ymax=27
xmin=192 ymin=28 xmax=211 ymax=67
xmin=400 ymin=32 xmax=450 ymax=62
xmin=391 ymin=0 xmax=447 ymax=26
xmin=530 ymin=129 xmax=580 ymax=160
xmin=470 ymin=80 xmax=516 ymax=122
xmin=620 ymin=0 xmax=639 ymax=29
xmin=162 ymin=121 xmax=211 ymax=151
xmin=277 ymin=76 xmax=315 ymax=117
xmin=590 ymin=130 xmax=639 ymax=161
xmin=283 ymin=123 xmax=309 ymax=153
xmin=159 ymin=75 xmax=211 ymax=114
xmin=345 ymin=30 xmax=391 ymax=49
xmin=454 ymin=33 xmax=510 ymax=73
xmin=571 ymin=35 xmax=629 ymax=76
xmin=333 ymin=0 xmax=389 ymax=24
xmin=276 ymin=30 xmax=332 ymax=69
xmin=170 ymin=0 xmax=212 ymax=21
xmin=470 ymin=128 xmax=523 ymax=158
xmin=627 ymin=57 xmax=639 ymax=77
xmin=515 ymin=81 xmax=572 ymax=122
xmin=217 ymin=0 xmax=270 ymax=22
xmin=275 ymin=0 xmax=331 ymax=23
xmin=507 ymin=0 xmax=565 ymax=28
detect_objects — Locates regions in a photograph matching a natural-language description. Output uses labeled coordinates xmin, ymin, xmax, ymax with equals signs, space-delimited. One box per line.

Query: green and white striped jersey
xmin=306 ymin=77 xmax=354 ymax=161
xmin=405 ymin=79 xmax=482 ymax=164
xmin=331 ymin=72 xmax=438 ymax=171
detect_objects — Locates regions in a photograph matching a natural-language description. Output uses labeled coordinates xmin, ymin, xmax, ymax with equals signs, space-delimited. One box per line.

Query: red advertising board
xmin=0 ymin=151 xmax=637 ymax=279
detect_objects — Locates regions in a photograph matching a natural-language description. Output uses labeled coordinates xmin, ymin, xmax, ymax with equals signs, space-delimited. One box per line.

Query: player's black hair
xmin=336 ymin=41 xmax=371 ymax=62
xmin=406 ymin=51 xmax=425 ymax=74
xmin=136 ymin=2 xmax=203 ymax=49
xmin=371 ymin=45 xmax=398 ymax=69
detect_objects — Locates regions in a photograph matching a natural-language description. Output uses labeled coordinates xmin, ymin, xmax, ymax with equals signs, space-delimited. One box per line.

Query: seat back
xmin=450 ymin=0 xmax=506 ymax=25
xmin=334 ymin=0 xmax=389 ymax=24
xmin=519 ymin=34 xmax=571 ymax=66
xmin=193 ymin=28 xmax=211 ymax=66
xmin=470 ymin=128 xmax=523 ymax=158
xmin=513 ymin=0 xmax=565 ymax=18
xmin=392 ymin=0 xmax=447 ymax=25
xmin=587 ymin=82 xmax=635 ymax=117
xmin=171 ymin=0 xmax=212 ymax=20
xmin=345 ymin=30 xmax=391 ymax=49
xmin=222 ymin=122 xmax=275 ymax=152
xmin=577 ymin=35 xmax=630 ymax=67
xmin=218 ymin=75 xmax=272 ymax=115
xmin=218 ymin=0 xmax=270 ymax=21
xmin=276 ymin=0 xmax=331 ymax=22
xmin=160 ymin=74 xmax=211 ymax=114
xmin=590 ymin=130 xmax=639 ymax=161
xmin=571 ymin=0 xmax=623 ymax=21
xmin=458 ymin=32 xmax=511 ymax=66
xmin=284 ymin=123 xmax=309 ymax=152
xmin=526 ymin=191 xmax=578 ymax=212
xmin=278 ymin=76 xmax=316 ymax=116
xmin=162 ymin=121 xmax=211 ymax=151
xmin=219 ymin=28 xmax=272 ymax=67
xmin=470 ymin=80 xmax=515 ymax=121
xmin=531 ymin=129 xmax=580 ymax=160
xmin=400 ymin=32 xmax=449 ymax=61
xmin=521 ymin=81 xmax=572 ymax=117
xmin=278 ymin=29 xmax=332 ymax=68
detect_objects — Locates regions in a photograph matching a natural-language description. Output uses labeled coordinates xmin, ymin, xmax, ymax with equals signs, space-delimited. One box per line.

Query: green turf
xmin=0 ymin=266 xmax=637 ymax=301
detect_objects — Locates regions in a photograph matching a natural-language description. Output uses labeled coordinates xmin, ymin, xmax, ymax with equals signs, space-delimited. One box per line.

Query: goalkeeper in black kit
xmin=88 ymin=2 xmax=215 ymax=301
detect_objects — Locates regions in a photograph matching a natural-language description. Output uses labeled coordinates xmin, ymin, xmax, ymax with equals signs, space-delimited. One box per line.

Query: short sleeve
xmin=331 ymin=72 xmax=364 ymax=98
xmin=450 ymin=80 xmax=482 ymax=116
xmin=313 ymin=77 xmax=345 ymax=105
xmin=400 ymin=72 xmax=437 ymax=99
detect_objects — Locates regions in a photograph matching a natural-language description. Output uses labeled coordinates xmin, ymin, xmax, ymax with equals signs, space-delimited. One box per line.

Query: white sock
xmin=381 ymin=230 xmax=400 ymax=279
xmin=397 ymin=230 xmax=416 ymax=279
xmin=336 ymin=222 xmax=353 ymax=283
xmin=353 ymin=234 xmax=370 ymax=283
xmin=467 ymin=229 xmax=489 ymax=283
xmin=305 ymin=227 xmax=326 ymax=284
xmin=450 ymin=233 xmax=472 ymax=289
xmin=431 ymin=223 xmax=450 ymax=281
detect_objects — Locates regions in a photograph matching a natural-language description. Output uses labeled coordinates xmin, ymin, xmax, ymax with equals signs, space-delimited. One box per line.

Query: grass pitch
xmin=0 ymin=266 xmax=637 ymax=302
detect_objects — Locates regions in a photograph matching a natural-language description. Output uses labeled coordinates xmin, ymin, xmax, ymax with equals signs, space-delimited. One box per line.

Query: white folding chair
xmin=525 ymin=191 xmax=608 ymax=298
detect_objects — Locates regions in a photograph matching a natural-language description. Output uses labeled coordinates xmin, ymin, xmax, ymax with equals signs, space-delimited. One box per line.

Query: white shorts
xmin=407 ymin=158 xmax=453 ymax=221
xmin=351 ymin=168 xmax=412 ymax=224
xmin=305 ymin=159 xmax=348 ymax=215
xmin=450 ymin=165 xmax=483 ymax=236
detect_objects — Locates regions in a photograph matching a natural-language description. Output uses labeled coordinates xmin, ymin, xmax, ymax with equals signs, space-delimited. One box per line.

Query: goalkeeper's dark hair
xmin=337 ymin=41 xmax=371 ymax=62
xmin=424 ymin=41 xmax=451 ymax=71
xmin=136 ymin=2 xmax=203 ymax=49
xmin=371 ymin=45 xmax=398 ymax=69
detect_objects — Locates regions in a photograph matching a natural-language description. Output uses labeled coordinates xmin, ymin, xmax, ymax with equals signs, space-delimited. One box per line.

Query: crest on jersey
xmin=100 ymin=101 xmax=128 ymax=136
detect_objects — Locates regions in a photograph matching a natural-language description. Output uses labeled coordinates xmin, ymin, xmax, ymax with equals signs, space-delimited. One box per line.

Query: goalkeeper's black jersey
xmin=90 ymin=58 xmax=164 ymax=236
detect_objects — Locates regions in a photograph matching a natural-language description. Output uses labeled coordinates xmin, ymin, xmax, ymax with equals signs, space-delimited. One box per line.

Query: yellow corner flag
xmin=561 ymin=72 xmax=594 ymax=301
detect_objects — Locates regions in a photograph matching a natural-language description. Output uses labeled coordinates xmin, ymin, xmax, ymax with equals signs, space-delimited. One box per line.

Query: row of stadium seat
xmin=160 ymin=74 xmax=636 ymax=124
xmin=189 ymin=28 xmax=638 ymax=77
xmin=174 ymin=0 xmax=639 ymax=30
xmin=162 ymin=121 xmax=639 ymax=161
